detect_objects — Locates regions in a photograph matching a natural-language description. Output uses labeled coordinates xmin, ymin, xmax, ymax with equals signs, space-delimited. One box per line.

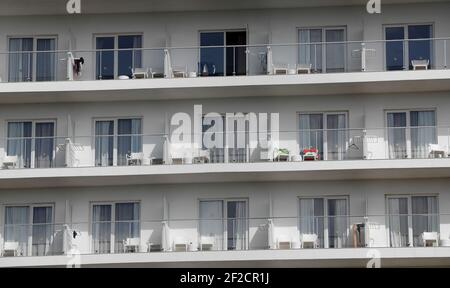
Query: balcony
xmin=2 ymin=127 xmax=450 ymax=187
xmin=1 ymin=213 xmax=449 ymax=267
xmin=0 ymin=38 xmax=450 ymax=103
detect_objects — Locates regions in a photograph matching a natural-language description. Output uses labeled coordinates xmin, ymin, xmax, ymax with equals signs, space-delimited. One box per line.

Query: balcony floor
xmin=2 ymin=247 xmax=450 ymax=268
xmin=2 ymin=158 xmax=450 ymax=189
xmin=1 ymin=70 xmax=450 ymax=104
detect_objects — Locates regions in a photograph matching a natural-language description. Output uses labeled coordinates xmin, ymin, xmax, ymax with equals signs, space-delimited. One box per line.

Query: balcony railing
xmin=0 ymin=38 xmax=449 ymax=83
xmin=1 ymin=214 xmax=448 ymax=258
xmin=1 ymin=126 xmax=449 ymax=170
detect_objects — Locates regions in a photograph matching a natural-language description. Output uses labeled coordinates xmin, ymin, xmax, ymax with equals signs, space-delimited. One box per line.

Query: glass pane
xmin=386 ymin=27 xmax=405 ymax=71
xmin=388 ymin=198 xmax=409 ymax=247
xmin=412 ymin=196 xmax=439 ymax=247
xmin=115 ymin=203 xmax=140 ymax=253
xmin=96 ymin=37 xmax=115 ymax=79
xmin=410 ymin=111 xmax=436 ymax=159
xmin=325 ymin=29 xmax=345 ymax=72
xmin=299 ymin=29 xmax=322 ymax=73
xmin=118 ymin=35 xmax=142 ymax=78
xmin=36 ymin=39 xmax=56 ymax=81
xmin=326 ymin=114 xmax=347 ymax=160
xmin=117 ymin=119 xmax=142 ymax=166
xmin=387 ymin=112 xmax=407 ymax=159
xmin=7 ymin=122 xmax=32 ymax=168
xmin=227 ymin=201 xmax=247 ymax=250
xmin=95 ymin=121 xmax=114 ymax=166
xmin=200 ymin=32 xmax=224 ymax=76
xmin=225 ymin=31 xmax=246 ymax=76
xmin=299 ymin=114 xmax=324 ymax=159
xmin=35 ymin=122 xmax=55 ymax=168
xmin=408 ymin=25 xmax=432 ymax=69
xmin=32 ymin=206 xmax=53 ymax=256
xmin=8 ymin=38 xmax=33 ymax=82
xmin=92 ymin=205 xmax=112 ymax=254
xmin=199 ymin=200 xmax=224 ymax=251
xmin=202 ymin=115 xmax=225 ymax=163
xmin=299 ymin=198 xmax=324 ymax=247
xmin=327 ymin=199 xmax=348 ymax=248
xmin=4 ymin=206 xmax=29 ymax=256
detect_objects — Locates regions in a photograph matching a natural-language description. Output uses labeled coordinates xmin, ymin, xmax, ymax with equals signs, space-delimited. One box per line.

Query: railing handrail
xmin=0 ymin=125 xmax=446 ymax=141
xmin=0 ymin=37 xmax=448 ymax=55
xmin=0 ymin=213 xmax=445 ymax=227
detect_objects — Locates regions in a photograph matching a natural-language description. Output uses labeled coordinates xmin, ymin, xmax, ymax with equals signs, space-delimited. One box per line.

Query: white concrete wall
xmin=0 ymin=178 xmax=449 ymax=255
xmin=0 ymin=3 xmax=449 ymax=81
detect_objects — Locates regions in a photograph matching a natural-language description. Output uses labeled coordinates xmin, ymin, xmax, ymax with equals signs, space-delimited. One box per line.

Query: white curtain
xmin=299 ymin=29 xmax=322 ymax=72
xmin=7 ymin=122 xmax=32 ymax=168
xmin=95 ymin=121 xmax=114 ymax=166
xmin=326 ymin=114 xmax=347 ymax=160
xmin=31 ymin=206 xmax=53 ymax=256
xmin=199 ymin=201 xmax=224 ymax=250
xmin=92 ymin=205 xmax=112 ymax=254
xmin=388 ymin=198 xmax=409 ymax=247
xmin=36 ymin=38 xmax=56 ymax=81
xmin=4 ymin=206 xmax=29 ymax=256
xmin=8 ymin=38 xmax=33 ymax=82
xmin=35 ymin=122 xmax=55 ymax=168
xmin=412 ymin=196 xmax=438 ymax=247
xmin=299 ymin=114 xmax=323 ymax=159
xmin=115 ymin=203 xmax=140 ymax=253
xmin=328 ymin=199 xmax=348 ymax=248
xmin=410 ymin=111 xmax=436 ymax=159
xmin=387 ymin=112 xmax=407 ymax=159
xmin=227 ymin=201 xmax=247 ymax=250
xmin=325 ymin=29 xmax=345 ymax=72
xmin=117 ymin=119 xmax=142 ymax=166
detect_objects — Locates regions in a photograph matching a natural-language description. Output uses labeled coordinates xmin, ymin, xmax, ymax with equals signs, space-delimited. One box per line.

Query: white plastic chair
xmin=126 ymin=152 xmax=144 ymax=165
xmin=428 ymin=144 xmax=447 ymax=158
xmin=173 ymin=236 xmax=188 ymax=252
xmin=301 ymin=233 xmax=319 ymax=248
xmin=277 ymin=235 xmax=292 ymax=249
xmin=123 ymin=237 xmax=140 ymax=253
xmin=131 ymin=68 xmax=149 ymax=79
xmin=273 ymin=63 xmax=288 ymax=75
xmin=411 ymin=59 xmax=429 ymax=70
xmin=199 ymin=236 xmax=215 ymax=251
xmin=422 ymin=232 xmax=439 ymax=247
xmin=297 ymin=63 xmax=312 ymax=74
xmin=2 ymin=155 xmax=18 ymax=169
xmin=3 ymin=242 xmax=20 ymax=256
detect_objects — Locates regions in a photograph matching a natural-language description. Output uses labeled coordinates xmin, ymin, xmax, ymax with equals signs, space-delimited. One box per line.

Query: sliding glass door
xmin=200 ymin=30 xmax=247 ymax=77
xmin=31 ymin=206 xmax=54 ymax=256
xmin=92 ymin=204 xmax=112 ymax=254
xmin=299 ymin=112 xmax=348 ymax=160
xmin=299 ymin=27 xmax=346 ymax=73
xmin=92 ymin=202 xmax=140 ymax=254
xmin=95 ymin=121 xmax=114 ymax=166
xmin=95 ymin=118 xmax=143 ymax=167
xmin=8 ymin=37 xmax=56 ymax=82
xmin=199 ymin=200 xmax=224 ymax=250
xmin=199 ymin=199 xmax=248 ymax=251
xmin=4 ymin=205 xmax=53 ymax=256
xmin=299 ymin=198 xmax=325 ymax=247
xmin=7 ymin=121 xmax=55 ymax=168
xmin=388 ymin=196 xmax=439 ymax=247
xmin=385 ymin=25 xmax=432 ymax=71
xmin=387 ymin=110 xmax=436 ymax=159
xmin=96 ymin=35 xmax=142 ymax=79
xmin=299 ymin=197 xmax=348 ymax=248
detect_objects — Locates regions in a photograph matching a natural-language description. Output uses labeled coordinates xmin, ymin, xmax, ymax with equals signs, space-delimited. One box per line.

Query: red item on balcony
xmin=303 ymin=148 xmax=320 ymax=161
